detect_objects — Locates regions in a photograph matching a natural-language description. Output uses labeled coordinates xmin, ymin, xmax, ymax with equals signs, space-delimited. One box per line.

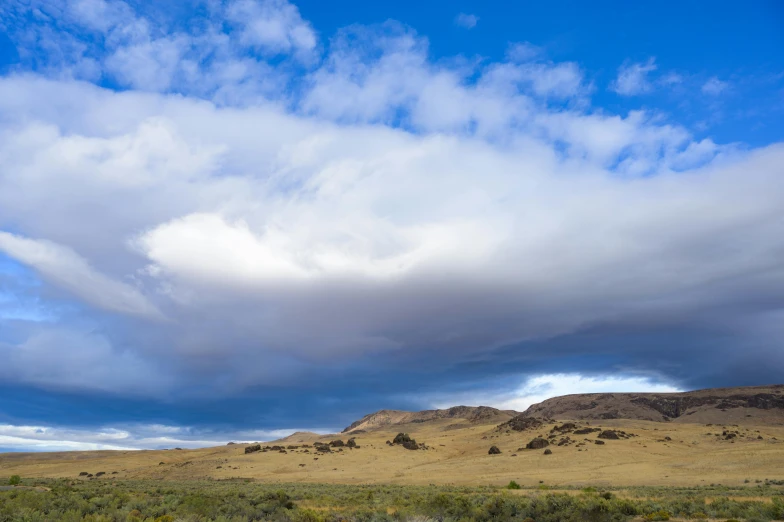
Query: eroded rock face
xmin=631 ymin=393 xmax=784 ymax=419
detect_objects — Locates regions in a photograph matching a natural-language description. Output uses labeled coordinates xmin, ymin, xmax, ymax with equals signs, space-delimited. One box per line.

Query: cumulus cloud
xmin=226 ymin=0 xmax=318 ymax=60
xmin=611 ymin=57 xmax=657 ymax=95
xmin=1 ymin=0 xmax=311 ymax=98
xmin=454 ymin=13 xmax=479 ymax=29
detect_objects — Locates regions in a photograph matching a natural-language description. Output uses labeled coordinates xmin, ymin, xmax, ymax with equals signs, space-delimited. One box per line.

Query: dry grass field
xmin=3 ymin=417 xmax=783 ymax=488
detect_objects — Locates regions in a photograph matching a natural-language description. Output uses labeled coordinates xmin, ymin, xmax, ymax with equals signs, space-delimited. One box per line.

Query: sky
xmin=0 ymin=0 xmax=782 ymax=452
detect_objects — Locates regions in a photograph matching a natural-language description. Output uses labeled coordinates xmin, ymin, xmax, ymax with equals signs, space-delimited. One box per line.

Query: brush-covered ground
xmin=2 ymin=419 xmax=784 ymax=488
xmin=1 ymin=477 xmax=784 ymax=522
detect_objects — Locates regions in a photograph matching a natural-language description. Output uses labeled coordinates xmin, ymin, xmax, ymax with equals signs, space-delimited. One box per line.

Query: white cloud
xmin=611 ymin=57 xmax=657 ymax=95
xmin=702 ymin=76 xmax=728 ymax=96
xmin=0 ymin=423 xmax=333 ymax=451
xmin=454 ymin=13 xmax=479 ymax=29
xmin=506 ymin=42 xmax=542 ymax=63
xmin=0 ymin=232 xmax=162 ymax=319
xmin=226 ymin=0 xmax=317 ymax=60
xmin=5 ymin=0 xmax=311 ymax=96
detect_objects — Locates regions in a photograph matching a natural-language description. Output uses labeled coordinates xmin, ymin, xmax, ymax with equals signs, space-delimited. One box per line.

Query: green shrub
xmin=506 ymin=481 xmax=521 ymax=490
xmin=8 ymin=475 xmax=21 ymax=486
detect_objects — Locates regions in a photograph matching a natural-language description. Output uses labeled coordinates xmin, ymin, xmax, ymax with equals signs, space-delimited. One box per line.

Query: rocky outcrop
xmin=497 ymin=416 xmax=544 ymax=432
xmin=519 ymin=385 xmax=784 ymax=424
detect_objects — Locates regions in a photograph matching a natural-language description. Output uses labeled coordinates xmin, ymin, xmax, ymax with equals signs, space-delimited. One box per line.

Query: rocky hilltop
xmin=519 ymin=384 xmax=784 ymax=424
xmin=342 ymin=405 xmax=517 ymax=433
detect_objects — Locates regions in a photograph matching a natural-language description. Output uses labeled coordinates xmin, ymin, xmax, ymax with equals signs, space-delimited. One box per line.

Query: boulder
xmin=543 ymin=449 xmax=552 ymax=455
xmin=393 ymin=433 xmax=412 ymax=444
xmin=595 ymin=440 xmax=605 ymax=445
xmin=526 ymin=437 xmax=550 ymax=450
xmin=598 ymin=430 xmax=620 ymax=440
xmin=488 ymin=445 xmax=502 ymax=455
xmin=245 ymin=444 xmax=261 ymax=454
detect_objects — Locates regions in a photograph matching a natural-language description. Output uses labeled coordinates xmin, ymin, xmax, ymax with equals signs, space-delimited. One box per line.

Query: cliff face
xmin=519 ymin=385 xmax=784 ymax=424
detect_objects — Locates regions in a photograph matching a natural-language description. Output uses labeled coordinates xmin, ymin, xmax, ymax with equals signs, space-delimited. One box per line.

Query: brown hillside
xmin=520 ymin=384 xmax=784 ymax=425
xmin=342 ymin=405 xmax=517 ymax=433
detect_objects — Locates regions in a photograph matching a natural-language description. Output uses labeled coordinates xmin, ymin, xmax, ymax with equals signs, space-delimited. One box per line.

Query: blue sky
xmin=0 ymin=0 xmax=783 ymax=451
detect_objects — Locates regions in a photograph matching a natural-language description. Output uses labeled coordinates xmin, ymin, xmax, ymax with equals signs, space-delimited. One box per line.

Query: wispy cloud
xmin=611 ymin=57 xmax=657 ymax=95
xmin=0 ymin=232 xmax=162 ymax=319
xmin=454 ymin=12 xmax=479 ymax=29
xmin=702 ymin=76 xmax=729 ymax=95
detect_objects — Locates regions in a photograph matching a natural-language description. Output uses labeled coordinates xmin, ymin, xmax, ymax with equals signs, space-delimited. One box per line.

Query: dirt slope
xmin=520 ymin=384 xmax=784 ymax=424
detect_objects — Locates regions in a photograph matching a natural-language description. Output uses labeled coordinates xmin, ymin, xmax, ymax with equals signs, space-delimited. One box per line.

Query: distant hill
xmin=341 ymin=386 xmax=784 ymax=434
xmin=518 ymin=384 xmax=784 ymax=425
xmin=342 ymin=405 xmax=518 ymax=433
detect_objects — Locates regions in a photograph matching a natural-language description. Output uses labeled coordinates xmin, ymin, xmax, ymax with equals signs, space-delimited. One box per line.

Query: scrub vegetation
xmin=1 ymin=478 xmax=784 ymax=522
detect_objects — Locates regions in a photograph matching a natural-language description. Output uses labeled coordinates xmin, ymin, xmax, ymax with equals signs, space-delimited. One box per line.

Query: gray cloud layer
xmin=0 ymin=0 xmax=783 ymax=408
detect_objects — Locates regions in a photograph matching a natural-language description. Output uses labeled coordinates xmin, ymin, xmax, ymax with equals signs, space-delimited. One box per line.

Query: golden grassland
xmin=2 ymin=419 xmax=783 ymax=488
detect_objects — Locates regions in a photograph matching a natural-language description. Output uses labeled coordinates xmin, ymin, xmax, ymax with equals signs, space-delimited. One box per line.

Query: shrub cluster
xmin=0 ymin=478 xmax=782 ymax=522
